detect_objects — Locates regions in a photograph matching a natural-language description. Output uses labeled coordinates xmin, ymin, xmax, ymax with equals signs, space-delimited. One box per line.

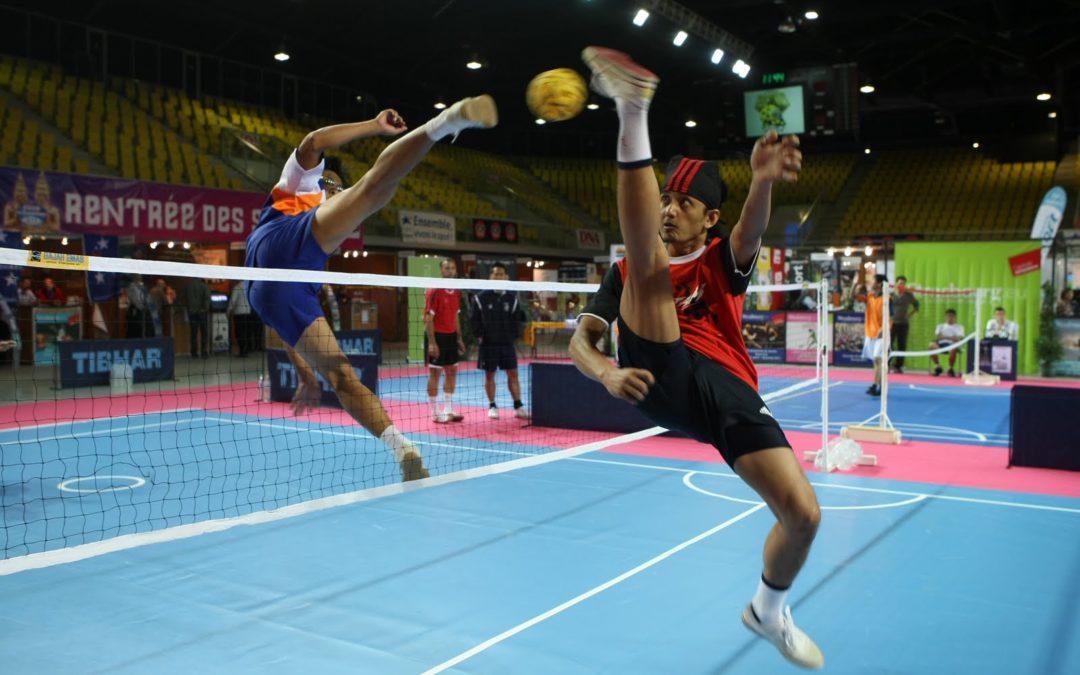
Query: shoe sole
xmin=581 ymin=46 xmax=660 ymax=86
xmin=400 ymin=452 xmax=429 ymax=482
xmin=460 ymin=95 xmax=498 ymax=129
xmin=741 ymin=605 xmax=824 ymax=670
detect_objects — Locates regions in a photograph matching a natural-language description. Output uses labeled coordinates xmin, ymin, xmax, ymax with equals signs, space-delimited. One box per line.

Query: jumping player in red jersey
xmin=246 ymin=96 xmax=498 ymax=482
xmin=570 ymin=48 xmax=823 ymax=669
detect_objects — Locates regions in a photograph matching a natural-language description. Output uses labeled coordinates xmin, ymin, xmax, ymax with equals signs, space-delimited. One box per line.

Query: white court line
xmin=905 ymin=384 xmax=1009 ymax=396
xmin=682 ymin=471 xmax=930 ymax=511
xmin=570 ymin=456 xmax=1080 ymax=514
xmin=0 ymin=417 xmax=202 ymax=447
xmin=0 ymin=408 xmax=200 ymax=435
xmin=421 ymin=503 xmax=768 ymax=675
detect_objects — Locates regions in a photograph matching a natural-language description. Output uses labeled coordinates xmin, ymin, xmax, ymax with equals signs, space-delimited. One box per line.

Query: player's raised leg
xmin=582 ymin=47 xmax=678 ymax=344
xmin=292 ymin=317 xmax=428 ymax=481
xmin=312 ymin=96 xmax=498 ymax=253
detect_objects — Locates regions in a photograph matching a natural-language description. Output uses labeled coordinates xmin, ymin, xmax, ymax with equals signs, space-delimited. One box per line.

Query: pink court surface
xmin=4 ymin=367 xmax=1077 ymax=500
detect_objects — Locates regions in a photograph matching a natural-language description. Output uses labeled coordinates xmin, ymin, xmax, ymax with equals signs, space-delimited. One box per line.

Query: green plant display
xmin=755 ymin=91 xmax=790 ymax=131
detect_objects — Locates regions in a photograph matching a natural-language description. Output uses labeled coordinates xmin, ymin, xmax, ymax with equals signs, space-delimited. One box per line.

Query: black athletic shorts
xmin=616 ymin=317 xmax=790 ymax=466
xmin=478 ymin=343 xmax=518 ymax=372
xmin=426 ymin=332 xmax=460 ymax=367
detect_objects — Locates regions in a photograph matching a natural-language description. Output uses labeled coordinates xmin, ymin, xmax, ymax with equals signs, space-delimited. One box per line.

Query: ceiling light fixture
xmin=732 ymin=59 xmax=750 ymax=78
xmin=535 ymin=118 xmax=546 ymax=125
xmin=860 ymin=84 xmax=875 ymax=94
xmin=864 ymin=147 xmax=871 ymax=154
xmin=273 ymin=49 xmax=290 ymax=63
xmin=633 ymin=9 xmax=649 ymax=26
xmin=1036 ymin=92 xmax=1051 ymax=101
xmin=466 ymin=60 xmax=482 ymax=70
xmin=586 ymin=102 xmax=599 ymax=110
xmin=805 ymin=10 xmax=819 ymax=20
xmin=1048 ymin=111 xmax=1057 ymax=119
xmin=711 ymin=48 xmax=724 ymax=64
xmin=673 ymin=30 xmax=688 ymax=47
xmin=685 ymin=119 xmax=697 ymax=128
xmin=434 ymin=101 xmax=446 ymax=110
xmin=972 ymin=141 xmax=980 ymax=149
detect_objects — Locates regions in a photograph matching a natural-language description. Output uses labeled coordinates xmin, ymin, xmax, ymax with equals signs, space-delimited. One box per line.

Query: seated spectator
xmin=1056 ymin=289 xmax=1075 ymax=318
xmin=928 ymin=308 xmax=965 ymax=377
xmin=35 ymin=276 xmax=66 ymax=306
xmin=984 ymin=306 xmax=1018 ymax=341
xmin=17 ymin=278 xmax=37 ymax=307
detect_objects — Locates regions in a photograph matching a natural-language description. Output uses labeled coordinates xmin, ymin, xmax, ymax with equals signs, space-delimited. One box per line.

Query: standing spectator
xmin=470 ymin=262 xmax=528 ymax=420
xmin=890 ymin=275 xmax=919 ymax=374
xmin=125 ymin=275 xmax=150 ymax=338
xmin=928 ymin=308 xmax=965 ymax=377
xmin=864 ymin=275 xmax=886 ymax=396
xmin=17 ymin=278 xmax=37 ymax=307
xmin=227 ymin=280 xmax=255 ymax=357
xmin=1055 ymin=289 xmax=1075 ymax=318
xmin=183 ymin=278 xmax=211 ymax=358
xmin=425 ymin=258 xmax=465 ymax=423
xmin=36 ymin=276 xmax=66 ymax=306
xmin=985 ymin=307 xmax=1018 ymax=341
xmin=0 ymin=296 xmax=19 ymax=354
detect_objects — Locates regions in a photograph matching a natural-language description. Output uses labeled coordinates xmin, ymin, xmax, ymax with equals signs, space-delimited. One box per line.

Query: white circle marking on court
xmin=58 ymin=475 xmax=147 ymax=494
xmin=682 ymin=471 xmax=928 ymax=511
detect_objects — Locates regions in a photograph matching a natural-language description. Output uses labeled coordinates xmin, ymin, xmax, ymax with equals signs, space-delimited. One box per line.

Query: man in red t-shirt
xmin=572 ymin=47 xmax=822 ymax=669
xmin=425 ymin=258 xmax=466 ymax=423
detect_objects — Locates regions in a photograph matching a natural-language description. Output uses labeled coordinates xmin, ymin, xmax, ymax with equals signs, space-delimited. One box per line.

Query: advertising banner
xmin=1 ymin=166 xmax=263 ymax=242
xmin=471 ymin=218 xmax=518 ymax=244
xmin=741 ymin=311 xmax=786 ymax=363
xmin=267 ymin=348 xmax=378 ymax=406
xmin=32 ymin=306 xmax=82 ymax=365
xmin=58 ymin=337 xmax=175 ymax=387
xmin=576 ymin=228 xmax=605 ymax=250
xmin=336 ymin=329 xmax=382 ymax=364
xmin=785 ymin=311 xmax=818 ymax=363
xmin=833 ymin=311 xmax=868 ymax=366
xmin=0 ymin=230 xmax=24 ymax=303
xmin=400 ymin=210 xmax=456 ymax=246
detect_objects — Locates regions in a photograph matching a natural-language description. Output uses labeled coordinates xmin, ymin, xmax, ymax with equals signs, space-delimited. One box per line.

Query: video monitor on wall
xmin=743 ymin=85 xmax=806 ymax=137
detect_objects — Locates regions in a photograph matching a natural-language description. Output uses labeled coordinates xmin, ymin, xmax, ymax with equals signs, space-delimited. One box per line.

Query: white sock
xmin=615 ymin=102 xmax=651 ymax=165
xmin=379 ymin=424 xmax=416 ymax=463
xmin=751 ymin=575 xmax=788 ymax=625
xmin=430 ymin=396 xmax=440 ymax=417
xmin=443 ymin=393 xmax=454 ymax=414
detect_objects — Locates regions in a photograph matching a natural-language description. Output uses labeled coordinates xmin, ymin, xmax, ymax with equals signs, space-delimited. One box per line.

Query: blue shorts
xmin=244 ymin=209 xmax=328 ymax=347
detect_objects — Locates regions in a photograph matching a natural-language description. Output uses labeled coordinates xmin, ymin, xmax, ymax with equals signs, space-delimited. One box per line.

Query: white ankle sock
xmin=443 ymin=393 xmax=454 ymax=414
xmin=430 ymin=396 xmax=440 ymax=417
xmin=379 ymin=424 xmax=415 ymax=463
xmin=751 ymin=575 xmax=788 ymax=625
xmin=615 ymin=103 xmax=651 ymax=165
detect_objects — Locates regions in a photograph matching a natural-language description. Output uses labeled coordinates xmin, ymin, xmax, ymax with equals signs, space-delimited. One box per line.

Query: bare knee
xmin=782 ymin=493 xmax=821 ymax=540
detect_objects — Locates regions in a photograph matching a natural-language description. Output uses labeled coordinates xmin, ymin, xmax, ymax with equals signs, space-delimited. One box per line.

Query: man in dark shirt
xmin=183 ymin=278 xmax=211 ymax=358
xmin=470 ymin=263 xmax=528 ymax=420
xmin=890 ymin=276 xmax=919 ymax=373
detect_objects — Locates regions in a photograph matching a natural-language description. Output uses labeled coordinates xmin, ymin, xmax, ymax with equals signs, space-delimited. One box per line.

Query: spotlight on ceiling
xmin=685 ymin=119 xmax=697 ymax=128
xmin=860 ymin=84 xmax=875 ymax=94
xmin=864 ymin=147 xmax=871 ymax=154
xmin=972 ymin=141 xmax=980 ymax=149
xmin=586 ymin=102 xmax=599 ymax=110
xmin=273 ymin=50 xmax=290 ymax=63
xmin=1048 ymin=111 xmax=1058 ymax=119
xmin=433 ymin=101 xmax=446 ymax=110
xmin=535 ymin=118 xmax=546 ymax=125
xmin=805 ymin=10 xmax=819 ymax=20
xmin=673 ymin=30 xmax=688 ymax=47
xmin=466 ymin=60 xmax=482 ymax=70
xmin=711 ymin=48 xmax=724 ymax=64
xmin=633 ymin=9 xmax=649 ymax=26
xmin=732 ymin=59 xmax=750 ymax=78
xmin=1036 ymin=92 xmax=1051 ymax=101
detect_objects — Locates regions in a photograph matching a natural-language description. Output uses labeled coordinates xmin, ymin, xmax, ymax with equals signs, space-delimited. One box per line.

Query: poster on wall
xmin=833 ymin=311 xmax=868 ymax=366
xmin=785 ymin=311 xmax=818 ymax=363
xmin=741 ymin=311 xmax=786 ymax=363
xmin=33 ymin=307 xmax=82 ymax=365
xmin=1052 ymin=318 xmax=1080 ymax=376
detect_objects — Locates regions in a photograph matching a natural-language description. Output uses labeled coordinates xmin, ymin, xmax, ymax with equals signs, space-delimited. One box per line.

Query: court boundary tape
xmin=682 ymin=471 xmax=930 ymax=511
xmin=421 ymin=503 xmax=769 ymax=675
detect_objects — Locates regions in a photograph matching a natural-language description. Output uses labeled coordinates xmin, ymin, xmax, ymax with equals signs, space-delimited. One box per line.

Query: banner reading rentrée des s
xmin=1 ymin=166 xmax=265 ymax=242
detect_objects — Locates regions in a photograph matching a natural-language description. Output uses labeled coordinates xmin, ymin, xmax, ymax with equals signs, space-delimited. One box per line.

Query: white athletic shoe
xmin=443 ymin=94 xmax=499 ymax=134
xmin=741 ymin=604 xmax=824 ymax=670
xmin=514 ymin=407 xmax=531 ymax=420
xmin=581 ymin=46 xmax=659 ymax=104
xmin=488 ymin=407 xmax=500 ymax=419
xmin=433 ymin=413 xmax=450 ymax=424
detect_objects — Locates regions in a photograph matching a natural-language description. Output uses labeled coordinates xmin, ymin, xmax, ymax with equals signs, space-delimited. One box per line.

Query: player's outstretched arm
xmin=570 ymin=315 xmax=654 ymax=403
xmin=730 ymin=130 xmax=802 ymax=269
xmin=296 ymin=110 xmax=408 ymax=169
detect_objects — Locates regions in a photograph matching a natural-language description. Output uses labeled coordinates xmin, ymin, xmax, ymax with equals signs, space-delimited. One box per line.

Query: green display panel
xmin=894 ymin=241 xmax=1041 ymax=375
xmin=406 ymin=256 xmax=443 ymax=363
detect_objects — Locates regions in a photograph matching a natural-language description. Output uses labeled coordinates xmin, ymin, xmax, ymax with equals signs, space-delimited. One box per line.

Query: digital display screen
xmin=744 ymin=85 xmax=806 ymax=137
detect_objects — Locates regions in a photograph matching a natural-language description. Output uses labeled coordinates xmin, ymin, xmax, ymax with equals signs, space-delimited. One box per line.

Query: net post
xmin=964 ymin=287 xmax=1000 ymax=386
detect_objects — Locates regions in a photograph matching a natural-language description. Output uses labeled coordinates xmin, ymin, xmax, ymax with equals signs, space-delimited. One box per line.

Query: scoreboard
xmin=743 ymin=64 xmax=859 ymax=138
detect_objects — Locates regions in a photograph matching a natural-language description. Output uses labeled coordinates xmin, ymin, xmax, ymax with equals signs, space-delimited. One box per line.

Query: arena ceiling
xmin=4 ymin=0 xmax=1077 ymax=158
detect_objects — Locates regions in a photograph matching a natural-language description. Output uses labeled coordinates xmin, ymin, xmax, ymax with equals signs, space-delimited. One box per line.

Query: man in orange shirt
xmin=863 ymin=275 xmax=886 ymax=396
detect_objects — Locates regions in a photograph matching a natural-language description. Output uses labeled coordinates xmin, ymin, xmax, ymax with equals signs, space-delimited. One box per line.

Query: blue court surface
xmin=1 ymin=410 xmax=1078 ymax=674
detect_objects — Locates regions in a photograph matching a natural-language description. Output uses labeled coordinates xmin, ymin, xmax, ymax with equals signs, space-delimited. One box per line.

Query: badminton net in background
xmin=0 ymin=247 xmax=825 ymax=566
xmin=889 ymin=287 xmax=979 ymax=377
